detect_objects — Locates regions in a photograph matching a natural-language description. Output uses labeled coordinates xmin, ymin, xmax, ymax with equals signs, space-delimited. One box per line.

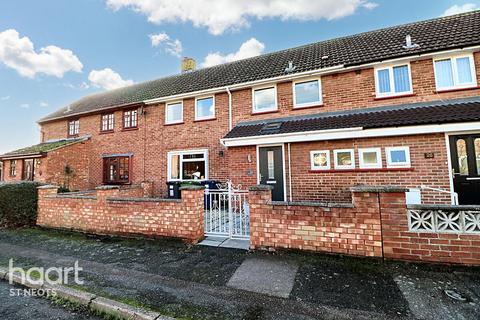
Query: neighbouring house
xmin=0 ymin=137 xmax=90 ymax=190
xmin=9 ymin=11 xmax=480 ymax=265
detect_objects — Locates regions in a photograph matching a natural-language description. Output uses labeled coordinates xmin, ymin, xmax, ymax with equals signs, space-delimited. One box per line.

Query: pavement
xmin=0 ymin=281 xmax=100 ymax=320
xmin=0 ymin=228 xmax=478 ymax=320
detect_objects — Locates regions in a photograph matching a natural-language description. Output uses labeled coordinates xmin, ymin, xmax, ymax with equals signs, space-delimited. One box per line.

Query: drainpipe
xmin=288 ymin=143 xmax=293 ymax=202
xmin=226 ymin=87 xmax=233 ymax=131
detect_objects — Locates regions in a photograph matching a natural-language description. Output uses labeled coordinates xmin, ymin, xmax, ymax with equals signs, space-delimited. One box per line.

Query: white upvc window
xmin=165 ymin=101 xmax=183 ymax=124
xmin=195 ymin=96 xmax=215 ymax=120
xmin=375 ymin=63 xmax=413 ymax=97
xmin=359 ymin=148 xmax=382 ymax=169
xmin=433 ymin=54 xmax=477 ymax=91
xmin=310 ymin=150 xmax=330 ymax=170
xmin=386 ymin=146 xmax=411 ymax=168
xmin=334 ymin=149 xmax=355 ymax=170
xmin=167 ymin=149 xmax=208 ymax=181
xmin=252 ymin=85 xmax=277 ymax=113
xmin=68 ymin=119 xmax=80 ymax=136
xmin=293 ymin=78 xmax=322 ymax=108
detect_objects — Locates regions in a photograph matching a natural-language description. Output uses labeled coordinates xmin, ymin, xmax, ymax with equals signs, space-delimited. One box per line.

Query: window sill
xmin=293 ymin=104 xmax=324 ymax=110
xmin=100 ymin=130 xmax=114 ymax=135
xmin=434 ymin=86 xmax=480 ymax=94
xmin=164 ymin=121 xmax=184 ymax=126
xmin=309 ymin=167 xmax=414 ymax=173
xmin=121 ymin=127 xmax=138 ymax=132
xmin=251 ymin=110 xmax=279 ymax=116
xmin=193 ymin=117 xmax=216 ymax=123
xmin=374 ymin=93 xmax=416 ymax=101
xmin=67 ymin=134 xmax=79 ymax=138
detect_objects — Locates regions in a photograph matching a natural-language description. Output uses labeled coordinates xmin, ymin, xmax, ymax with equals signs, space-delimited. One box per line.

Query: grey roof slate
xmin=39 ymin=11 xmax=480 ymax=123
xmin=223 ymin=97 xmax=480 ymax=139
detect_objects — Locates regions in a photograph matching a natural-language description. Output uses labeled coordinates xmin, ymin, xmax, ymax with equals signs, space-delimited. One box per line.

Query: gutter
xmin=37 ymin=45 xmax=480 ymax=124
xmin=227 ymin=87 xmax=233 ymax=131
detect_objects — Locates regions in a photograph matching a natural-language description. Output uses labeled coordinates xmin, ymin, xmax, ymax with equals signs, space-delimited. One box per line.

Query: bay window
xmin=168 ymin=150 xmax=208 ymax=181
xmin=434 ymin=54 xmax=477 ymax=91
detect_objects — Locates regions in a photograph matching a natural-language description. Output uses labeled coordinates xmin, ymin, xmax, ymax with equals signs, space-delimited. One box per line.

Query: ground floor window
xmin=103 ymin=156 xmax=131 ymax=184
xmin=22 ymin=159 xmax=34 ymax=181
xmin=168 ymin=150 xmax=208 ymax=181
xmin=10 ymin=160 xmax=17 ymax=177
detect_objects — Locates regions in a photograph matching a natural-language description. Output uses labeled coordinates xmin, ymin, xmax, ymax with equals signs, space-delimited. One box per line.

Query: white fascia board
xmin=221 ymin=122 xmax=480 ymax=147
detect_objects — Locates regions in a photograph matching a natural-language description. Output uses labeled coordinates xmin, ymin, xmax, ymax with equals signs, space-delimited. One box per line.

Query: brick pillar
xmin=248 ymin=185 xmax=273 ymax=250
xmin=179 ymin=185 xmax=205 ymax=243
xmin=36 ymin=185 xmax=59 ymax=227
xmin=95 ymin=185 xmax=120 ymax=203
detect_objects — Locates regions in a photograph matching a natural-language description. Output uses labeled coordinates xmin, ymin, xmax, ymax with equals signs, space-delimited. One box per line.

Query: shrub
xmin=0 ymin=181 xmax=43 ymax=227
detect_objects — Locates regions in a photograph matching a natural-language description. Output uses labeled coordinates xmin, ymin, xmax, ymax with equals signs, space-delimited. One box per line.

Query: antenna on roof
xmin=285 ymin=61 xmax=297 ymax=73
xmin=403 ymin=35 xmax=419 ymax=49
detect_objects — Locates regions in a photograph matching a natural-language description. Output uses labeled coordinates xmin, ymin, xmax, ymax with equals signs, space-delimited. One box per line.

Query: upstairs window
xmin=103 ymin=156 xmax=131 ymax=184
xmin=168 ymin=150 xmax=208 ymax=181
xmin=68 ymin=119 xmax=79 ymax=136
xmin=375 ymin=64 xmax=412 ymax=97
xmin=123 ymin=109 xmax=138 ymax=129
xmin=294 ymin=79 xmax=322 ymax=108
xmin=434 ymin=55 xmax=477 ymax=91
xmin=166 ymin=102 xmax=183 ymax=124
xmin=195 ymin=97 xmax=215 ymax=120
xmin=101 ymin=113 xmax=114 ymax=132
xmin=253 ymin=86 xmax=277 ymax=113
xmin=10 ymin=160 xmax=16 ymax=177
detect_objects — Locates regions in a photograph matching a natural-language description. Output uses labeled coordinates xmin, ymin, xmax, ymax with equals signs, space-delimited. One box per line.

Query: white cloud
xmin=40 ymin=101 xmax=49 ymax=107
xmin=19 ymin=103 xmax=30 ymax=109
xmin=0 ymin=29 xmax=83 ymax=78
xmin=442 ymin=3 xmax=479 ymax=16
xmin=202 ymin=38 xmax=265 ymax=67
xmin=88 ymin=68 xmax=134 ymax=90
xmin=107 ymin=0 xmax=378 ymax=35
xmin=1 ymin=96 xmax=10 ymax=101
xmin=149 ymin=32 xmax=183 ymax=57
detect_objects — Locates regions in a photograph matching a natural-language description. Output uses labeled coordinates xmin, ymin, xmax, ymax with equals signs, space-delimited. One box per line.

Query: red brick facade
xmin=37 ymin=185 xmax=204 ymax=243
xmin=13 ymin=52 xmax=480 ymax=201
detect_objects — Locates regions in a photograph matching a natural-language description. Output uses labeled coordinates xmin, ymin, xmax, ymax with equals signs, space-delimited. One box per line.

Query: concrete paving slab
xmin=219 ymin=239 xmax=249 ymax=250
xmin=227 ymin=256 xmax=299 ymax=298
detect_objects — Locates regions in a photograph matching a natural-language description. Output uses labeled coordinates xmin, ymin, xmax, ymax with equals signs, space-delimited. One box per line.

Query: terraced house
xmin=2 ymin=11 xmax=480 ymax=206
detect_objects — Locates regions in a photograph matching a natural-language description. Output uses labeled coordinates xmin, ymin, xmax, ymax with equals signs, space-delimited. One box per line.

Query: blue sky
xmin=0 ymin=0 xmax=478 ymax=153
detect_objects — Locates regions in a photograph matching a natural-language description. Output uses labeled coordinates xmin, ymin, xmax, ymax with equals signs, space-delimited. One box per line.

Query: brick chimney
xmin=181 ymin=57 xmax=196 ymax=73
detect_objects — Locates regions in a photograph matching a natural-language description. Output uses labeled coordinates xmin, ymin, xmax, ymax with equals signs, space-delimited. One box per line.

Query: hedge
xmin=0 ymin=181 xmax=43 ymax=227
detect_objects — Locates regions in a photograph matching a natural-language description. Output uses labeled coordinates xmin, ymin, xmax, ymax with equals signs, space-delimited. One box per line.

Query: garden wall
xmin=37 ymin=185 xmax=204 ymax=243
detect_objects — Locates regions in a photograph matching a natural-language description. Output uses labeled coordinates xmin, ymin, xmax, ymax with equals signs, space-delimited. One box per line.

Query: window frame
xmin=167 ymin=149 xmax=209 ymax=181
xmin=358 ymin=148 xmax=382 ymax=169
xmin=165 ymin=101 xmax=184 ymax=124
xmin=433 ymin=54 xmax=477 ymax=91
xmin=333 ymin=149 xmax=355 ymax=170
xmin=0 ymin=161 xmax=3 ymax=181
xmin=252 ymin=85 xmax=278 ymax=114
xmin=101 ymin=113 xmax=115 ymax=132
xmin=374 ymin=63 xmax=413 ymax=98
xmin=310 ymin=150 xmax=330 ymax=170
xmin=194 ymin=96 xmax=216 ymax=121
xmin=10 ymin=160 xmax=17 ymax=177
xmin=68 ymin=119 xmax=80 ymax=137
xmin=385 ymin=146 xmax=411 ymax=168
xmin=122 ymin=109 xmax=138 ymax=129
xmin=293 ymin=78 xmax=323 ymax=109
xmin=103 ymin=156 xmax=132 ymax=185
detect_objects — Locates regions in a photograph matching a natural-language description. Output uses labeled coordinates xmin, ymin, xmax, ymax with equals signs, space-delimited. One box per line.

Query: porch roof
xmin=223 ymin=97 xmax=480 ymax=140
xmin=0 ymin=136 xmax=89 ymax=160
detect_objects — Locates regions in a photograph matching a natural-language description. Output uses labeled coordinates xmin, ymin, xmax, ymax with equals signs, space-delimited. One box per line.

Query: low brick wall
xmin=383 ymin=203 xmax=480 ymax=265
xmin=37 ymin=185 xmax=204 ymax=243
xmin=249 ymin=185 xmax=480 ymax=266
xmin=248 ymin=185 xmax=390 ymax=257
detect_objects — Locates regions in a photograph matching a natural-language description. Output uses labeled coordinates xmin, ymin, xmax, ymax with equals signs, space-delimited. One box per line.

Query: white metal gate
xmin=204 ymin=181 xmax=250 ymax=239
